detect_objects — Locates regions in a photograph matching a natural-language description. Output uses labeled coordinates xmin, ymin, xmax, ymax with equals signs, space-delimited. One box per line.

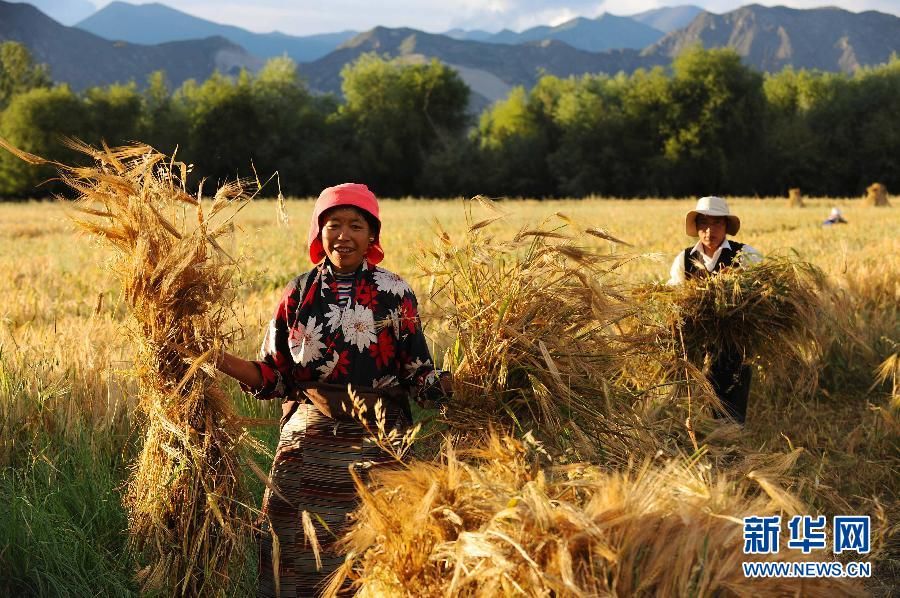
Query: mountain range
xmin=300 ymin=4 xmax=899 ymax=107
xmin=1 ymin=1 xmax=898 ymax=110
xmin=299 ymin=27 xmax=666 ymax=111
xmin=0 ymin=1 xmax=260 ymax=90
xmin=75 ymin=2 xmax=671 ymax=59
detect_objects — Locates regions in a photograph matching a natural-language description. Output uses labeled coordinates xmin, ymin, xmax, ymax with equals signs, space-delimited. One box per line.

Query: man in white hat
xmin=668 ymin=196 xmax=761 ymax=424
xmin=668 ymin=196 xmax=760 ymax=284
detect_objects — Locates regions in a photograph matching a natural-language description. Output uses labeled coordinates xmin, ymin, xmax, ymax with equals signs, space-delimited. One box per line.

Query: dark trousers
xmin=709 ymin=348 xmax=752 ymax=424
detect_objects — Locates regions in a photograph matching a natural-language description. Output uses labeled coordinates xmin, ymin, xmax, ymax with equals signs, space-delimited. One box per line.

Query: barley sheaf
xmin=0 ymin=137 xmax=264 ymax=595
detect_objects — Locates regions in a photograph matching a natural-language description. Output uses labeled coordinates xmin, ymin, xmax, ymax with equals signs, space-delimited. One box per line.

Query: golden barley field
xmin=1 ymin=195 xmax=897 ymax=595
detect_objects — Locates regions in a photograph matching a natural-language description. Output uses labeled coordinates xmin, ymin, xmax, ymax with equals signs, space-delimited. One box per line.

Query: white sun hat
xmin=829 ymin=207 xmax=843 ymax=218
xmin=685 ymin=196 xmax=741 ymax=236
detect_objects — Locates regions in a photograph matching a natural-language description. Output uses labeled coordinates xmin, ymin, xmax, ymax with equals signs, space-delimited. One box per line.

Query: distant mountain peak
xmin=630 ymin=4 xmax=704 ymax=33
xmin=486 ymin=12 xmax=663 ymax=52
xmin=76 ymin=1 xmax=358 ymax=62
xmin=643 ymin=3 xmax=900 ymax=73
xmin=298 ymin=23 xmax=668 ymax=114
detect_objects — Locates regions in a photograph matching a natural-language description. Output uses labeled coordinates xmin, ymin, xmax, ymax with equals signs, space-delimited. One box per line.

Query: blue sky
xmin=38 ymin=0 xmax=900 ymax=34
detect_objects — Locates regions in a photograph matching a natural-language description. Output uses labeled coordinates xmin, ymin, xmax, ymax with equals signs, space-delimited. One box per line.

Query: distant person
xmin=668 ymin=196 xmax=761 ymax=424
xmin=822 ymin=207 xmax=848 ymax=226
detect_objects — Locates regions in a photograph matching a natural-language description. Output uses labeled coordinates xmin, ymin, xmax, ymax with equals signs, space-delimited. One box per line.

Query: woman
xmin=217 ymin=183 xmax=449 ymax=596
xmin=667 ymin=196 xmax=761 ymax=424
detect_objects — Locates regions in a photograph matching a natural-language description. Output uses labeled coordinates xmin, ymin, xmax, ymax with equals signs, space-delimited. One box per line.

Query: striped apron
xmin=258 ymin=402 xmax=407 ymax=597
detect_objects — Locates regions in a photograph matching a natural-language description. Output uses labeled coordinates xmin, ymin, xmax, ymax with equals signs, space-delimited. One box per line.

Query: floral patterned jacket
xmin=247 ymin=259 xmax=443 ymax=406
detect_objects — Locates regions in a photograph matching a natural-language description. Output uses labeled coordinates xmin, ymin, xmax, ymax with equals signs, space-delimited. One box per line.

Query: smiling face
xmin=695 ymin=215 xmax=727 ymax=256
xmin=320 ymin=206 xmax=373 ymax=273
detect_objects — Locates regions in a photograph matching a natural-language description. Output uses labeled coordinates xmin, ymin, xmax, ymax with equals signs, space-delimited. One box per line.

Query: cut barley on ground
xmin=327 ymin=433 xmax=863 ymax=597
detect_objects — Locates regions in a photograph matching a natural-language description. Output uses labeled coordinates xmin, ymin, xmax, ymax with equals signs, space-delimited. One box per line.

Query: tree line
xmin=1 ymin=40 xmax=898 ymax=199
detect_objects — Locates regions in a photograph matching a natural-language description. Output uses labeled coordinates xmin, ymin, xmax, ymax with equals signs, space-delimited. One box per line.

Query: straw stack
xmin=863 ymin=183 xmax=890 ymax=207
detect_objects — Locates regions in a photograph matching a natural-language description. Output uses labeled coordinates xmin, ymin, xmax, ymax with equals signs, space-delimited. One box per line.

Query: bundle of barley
xmin=325 ymin=433 xmax=861 ymax=597
xmin=1 ymin=138 xmax=261 ymax=594
xmin=420 ymin=204 xmax=678 ymax=462
xmin=616 ymin=282 xmax=722 ymax=439
xmin=787 ymin=187 xmax=804 ymax=207
xmin=864 ymin=182 xmax=891 ymax=207
xmin=641 ymin=256 xmax=827 ymax=399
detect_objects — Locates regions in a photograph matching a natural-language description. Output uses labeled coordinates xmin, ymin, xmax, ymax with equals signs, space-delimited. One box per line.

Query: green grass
xmin=0 ymin=427 xmax=136 ymax=597
xmin=0 ymin=380 xmax=284 ymax=597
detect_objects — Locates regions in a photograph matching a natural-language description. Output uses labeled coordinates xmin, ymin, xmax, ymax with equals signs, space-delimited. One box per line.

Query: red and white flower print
xmin=264 ymin=319 xmax=278 ymax=354
xmin=404 ymin=356 xmax=432 ymax=376
xmin=250 ymin=265 xmax=444 ymax=404
xmin=373 ymin=374 xmax=397 ymax=388
xmin=325 ymin=304 xmax=344 ymax=332
xmin=373 ymin=268 xmax=411 ymax=296
xmin=354 ymin=279 xmax=379 ymax=308
xmin=369 ymin=328 xmax=395 ymax=369
xmin=288 ymin=315 xmax=325 ymax=366
xmin=387 ymin=308 xmax=401 ymax=337
xmin=341 ymin=304 xmax=377 ymax=352
xmin=318 ymin=349 xmax=350 ymax=381
xmin=398 ymin=296 xmax=418 ymax=334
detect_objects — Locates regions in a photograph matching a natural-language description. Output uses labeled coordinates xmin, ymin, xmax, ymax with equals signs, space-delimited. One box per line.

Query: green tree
xmin=337 ymin=53 xmax=470 ymax=196
xmin=549 ymin=70 xmax=667 ymax=197
xmin=761 ymin=60 xmax=900 ymax=195
xmin=661 ymin=46 xmax=766 ymax=195
xmin=170 ymin=63 xmax=336 ymax=195
xmin=250 ymin=57 xmax=335 ymax=195
xmin=0 ymin=41 xmax=51 ymax=111
xmin=850 ymin=58 xmax=900 ymax=192
xmin=762 ymin=68 xmax=833 ymax=194
xmin=174 ymin=70 xmax=265 ymax=185
xmin=140 ymin=71 xmax=190 ymax=156
xmin=83 ymin=83 xmax=143 ymax=146
xmin=475 ymin=85 xmax=556 ymax=197
xmin=0 ymin=85 xmax=88 ymax=196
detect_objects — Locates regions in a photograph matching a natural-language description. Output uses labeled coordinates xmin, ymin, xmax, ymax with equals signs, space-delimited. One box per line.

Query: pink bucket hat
xmin=307 ymin=183 xmax=384 ymax=265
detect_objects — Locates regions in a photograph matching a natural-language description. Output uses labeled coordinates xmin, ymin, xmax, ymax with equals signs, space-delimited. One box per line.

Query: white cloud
xmin=507 ymin=8 xmax=588 ymax=30
xmin=596 ymin=0 xmax=662 ymax=16
xmin=445 ymin=1 xmax=597 ymax=31
xmin=547 ymin=8 xmax=582 ymax=26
